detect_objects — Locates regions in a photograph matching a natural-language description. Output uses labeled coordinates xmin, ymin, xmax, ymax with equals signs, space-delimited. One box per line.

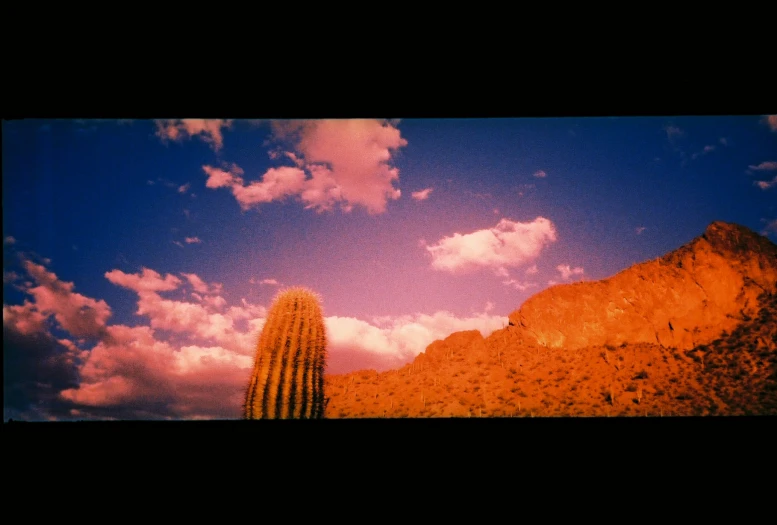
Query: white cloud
xmin=327 ymin=309 xmax=506 ymax=364
xmin=425 ymin=217 xmax=557 ymax=273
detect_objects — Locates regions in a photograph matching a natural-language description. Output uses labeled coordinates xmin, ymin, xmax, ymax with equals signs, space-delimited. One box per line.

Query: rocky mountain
xmin=508 ymin=221 xmax=777 ymax=352
xmin=324 ymin=221 xmax=777 ymax=417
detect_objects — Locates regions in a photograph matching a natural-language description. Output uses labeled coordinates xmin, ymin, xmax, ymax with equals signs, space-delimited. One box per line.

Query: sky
xmin=3 ymin=116 xmax=776 ymax=421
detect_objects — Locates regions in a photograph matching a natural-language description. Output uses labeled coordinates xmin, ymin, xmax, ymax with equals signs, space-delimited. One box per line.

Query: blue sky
xmin=3 ymin=116 xmax=776 ymax=420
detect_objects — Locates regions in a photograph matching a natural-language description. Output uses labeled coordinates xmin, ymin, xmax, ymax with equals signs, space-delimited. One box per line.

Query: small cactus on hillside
xmin=244 ymin=287 xmax=327 ymax=419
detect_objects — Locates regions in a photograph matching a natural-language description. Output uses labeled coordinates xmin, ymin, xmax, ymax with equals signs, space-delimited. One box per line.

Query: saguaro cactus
xmin=244 ymin=287 xmax=327 ymax=419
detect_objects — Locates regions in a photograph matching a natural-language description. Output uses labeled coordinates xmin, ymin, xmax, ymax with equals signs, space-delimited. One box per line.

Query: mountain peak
xmin=701 ymin=221 xmax=777 ymax=259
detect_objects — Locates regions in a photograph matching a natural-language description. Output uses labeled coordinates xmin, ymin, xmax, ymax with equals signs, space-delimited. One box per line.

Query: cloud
xmin=425 ymin=217 xmax=557 ymax=273
xmin=719 ymin=137 xmax=728 ymax=146
xmin=761 ymin=115 xmax=777 ymax=132
xmin=203 ymin=163 xmax=307 ymax=211
xmin=325 ymin=310 xmax=506 ymax=374
xmin=3 ymin=301 xmax=49 ymax=335
xmin=260 ymin=279 xmax=279 ymax=286
xmin=179 ymin=273 xmax=222 ymax=295
xmin=557 ymin=264 xmax=584 ymax=280
xmin=525 ymin=265 xmax=538 ymax=275
xmin=754 ymin=176 xmax=777 ymax=190
xmin=664 ymin=125 xmax=685 ymax=139
xmin=59 ymin=325 xmax=253 ymax=419
xmin=411 ymin=188 xmax=433 ymax=201
xmin=690 ymin=145 xmax=716 ymax=160
xmin=636 ymin=226 xmax=647 ymax=235
xmin=205 ymin=120 xmax=407 ymax=215
xmin=748 ymin=161 xmax=777 ymax=171
xmin=22 ymin=260 xmax=112 ymax=338
xmin=502 ymin=279 xmax=536 ymax=291
xmin=284 ymin=119 xmax=407 ymax=213
xmin=3 ymin=325 xmax=83 ymax=421
xmin=4 ymin=236 xmax=16 ymax=244
xmin=173 ymin=241 xmax=184 ymax=248
xmin=178 ymin=183 xmax=190 ymax=194
xmin=761 ymin=219 xmax=777 ymax=236
xmin=533 ymin=170 xmax=547 ymax=178
xmin=154 ymin=119 xmax=233 ymax=152
xmin=184 ymin=237 xmax=202 ymax=244
xmin=105 ymin=267 xmax=182 ymax=293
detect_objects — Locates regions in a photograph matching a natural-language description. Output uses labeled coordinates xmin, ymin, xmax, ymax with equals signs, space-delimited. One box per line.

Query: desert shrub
xmin=633 ymin=370 xmax=649 ymax=380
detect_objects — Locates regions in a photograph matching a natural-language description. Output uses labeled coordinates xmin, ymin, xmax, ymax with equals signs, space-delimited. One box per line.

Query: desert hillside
xmin=324 ymin=221 xmax=777 ymax=417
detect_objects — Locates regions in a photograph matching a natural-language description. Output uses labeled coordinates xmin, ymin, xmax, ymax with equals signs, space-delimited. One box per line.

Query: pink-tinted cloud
xmin=691 ymin=145 xmax=715 ymax=160
xmin=412 ymin=188 xmax=433 ymax=201
xmin=23 ymin=260 xmax=111 ymax=338
xmin=748 ymin=161 xmax=777 ymax=171
xmin=636 ymin=226 xmax=647 ymax=235
xmin=4 ymin=236 xmax=16 ymax=244
xmin=761 ymin=115 xmax=777 ymax=132
xmin=105 ymin=267 xmax=182 ymax=293
xmin=154 ymin=119 xmax=233 ymax=152
xmin=273 ymin=119 xmax=407 ymax=214
xmin=3 ymin=301 xmax=49 ymax=335
xmin=203 ymin=163 xmax=307 ymax=211
xmin=525 ymin=265 xmax=538 ymax=275
xmin=178 ymin=183 xmax=190 ymax=193
xmin=754 ymin=176 xmax=777 ymax=190
xmin=59 ymin=324 xmax=253 ymax=418
xmin=204 ymin=120 xmax=407 ymax=214
xmin=184 ymin=237 xmax=201 ymax=244
xmin=425 ymin=217 xmax=557 ymax=273
xmin=180 ymin=273 xmax=210 ymax=294
xmin=533 ymin=170 xmax=547 ymax=178
xmin=557 ymin=264 xmax=584 ymax=280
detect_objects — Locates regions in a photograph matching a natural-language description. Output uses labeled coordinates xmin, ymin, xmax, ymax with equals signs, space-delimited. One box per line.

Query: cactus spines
xmin=244 ymin=287 xmax=327 ymax=419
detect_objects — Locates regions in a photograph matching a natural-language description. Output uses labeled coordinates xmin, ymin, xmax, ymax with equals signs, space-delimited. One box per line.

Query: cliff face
xmin=507 ymin=221 xmax=777 ymax=351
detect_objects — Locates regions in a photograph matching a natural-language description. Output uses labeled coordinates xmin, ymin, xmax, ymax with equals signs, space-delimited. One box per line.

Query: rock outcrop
xmin=507 ymin=221 xmax=777 ymax=351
